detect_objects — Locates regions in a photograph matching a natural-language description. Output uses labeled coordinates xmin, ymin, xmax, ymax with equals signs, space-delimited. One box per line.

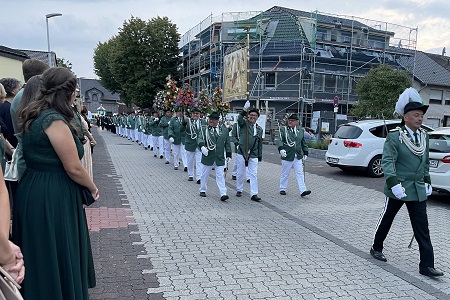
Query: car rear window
xmin=334 ymin=125 xmax=363 ymax=139
xmin=429 ymin=134 xmax=450 ymax=153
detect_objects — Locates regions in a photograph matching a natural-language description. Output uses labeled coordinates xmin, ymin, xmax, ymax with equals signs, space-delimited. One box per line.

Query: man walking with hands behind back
xmin=370 ymin=87 xmax=443 ymax=277
xmin=277 ymin=113 xmax=310 ymax=197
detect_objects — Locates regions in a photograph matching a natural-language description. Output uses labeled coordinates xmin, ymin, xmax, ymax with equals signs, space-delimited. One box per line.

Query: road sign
xmin=333 ymin=96 xmax=339 ymax=107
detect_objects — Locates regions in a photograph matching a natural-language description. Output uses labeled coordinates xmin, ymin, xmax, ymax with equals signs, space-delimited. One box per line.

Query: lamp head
xmin=46 ymin=13 xmax=62 ymax=19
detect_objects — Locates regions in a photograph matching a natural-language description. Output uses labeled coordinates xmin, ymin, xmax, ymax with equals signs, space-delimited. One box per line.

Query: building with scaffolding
xmin=179 ymin=6 xmax=418 ymax=135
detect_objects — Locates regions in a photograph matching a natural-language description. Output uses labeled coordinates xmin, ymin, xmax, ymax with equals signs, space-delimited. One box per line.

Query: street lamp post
xmin=46 ymin=13 xmax=62 ymax=67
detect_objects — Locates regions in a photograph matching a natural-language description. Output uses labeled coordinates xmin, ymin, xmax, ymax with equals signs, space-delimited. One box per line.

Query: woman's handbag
xmin=0 ymin=266 xmax=23 ymax=300
xmin=4 ymin=149 xmax=19 ymax=182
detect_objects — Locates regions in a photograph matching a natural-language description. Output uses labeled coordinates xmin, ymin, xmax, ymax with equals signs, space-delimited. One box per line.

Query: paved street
xmin=88 ymin=126 xmax=450 ymax=300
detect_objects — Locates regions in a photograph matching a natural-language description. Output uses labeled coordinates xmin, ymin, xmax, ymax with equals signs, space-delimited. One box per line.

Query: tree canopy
xmin=56 ymin=57 xmax=73 ymax=70
xmin=351 ymin=64 xmax=411 ymax=119
xmin=93 ymin=16 xmax=179 ymax=108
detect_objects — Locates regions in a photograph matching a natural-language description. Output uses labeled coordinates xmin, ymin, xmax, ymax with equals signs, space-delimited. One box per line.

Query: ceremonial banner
xmin=223 ymin=47 xmax=248 ymax=103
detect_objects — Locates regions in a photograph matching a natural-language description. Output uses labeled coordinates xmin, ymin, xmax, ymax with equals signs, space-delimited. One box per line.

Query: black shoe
xmin=145 ymin=147 xmax=148 ymax=150
xmin=419 ymin=267 xmax=444 ymax=277
xmin=232 ymin=175 xmax=236 ymax=180
xmin=151 ymin=147 xmax=153 ymax=151
xmin=174 ymin=166 xmax=178 ymax=170
xmin=200 ymin=192 xmax=206 ymax=197
xmin=301 ymin=190 xmax=311 ymax=197
xmin=370 ymin=248 xmax=387 ymax=262
xmin=220 ymin=195 xmax=229 ymax=201
xmin=154 ymin=154 xmax=157 ymax=157
xmin=247 ymin=179 xmax=250 ymax=183
xmin=188 ymin=177 xmax=193 ymax=181
xmin=196 ymin=179 xmax=200 ymax=184
xmin=280 ymin=191 xmax=286 ymax=195
xmin=160 ymin=155 xmax=163 ymax=159
xmin=251 ymin=195 xmax=261 ymax=202
xmin=236 ymin=191 xmax=242 ymax=197
xmin=184 ymin=167 xmax=187 ymax=172
xmin=165 ymin=161 xmax=170 ymax=164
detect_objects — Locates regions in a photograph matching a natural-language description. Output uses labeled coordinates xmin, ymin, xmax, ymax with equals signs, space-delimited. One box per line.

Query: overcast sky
xmin=2 ymin=0 xmax=449 ymax=79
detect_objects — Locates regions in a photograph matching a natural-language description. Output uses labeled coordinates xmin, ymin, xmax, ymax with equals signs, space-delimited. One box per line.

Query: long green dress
xmin=12 ymin=109 xmax=95 ymax=300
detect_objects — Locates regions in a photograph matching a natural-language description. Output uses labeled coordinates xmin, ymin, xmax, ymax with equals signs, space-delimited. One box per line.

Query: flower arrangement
xmin=164 ymin=75 xmax=178 ymax=111
xmin=196 ymin=89 xmax=213 ymax=114
xmin=153 ymin=91 xmax=166 ymax=112
xmin=175 ymin=82 xmax=195 ymax=111
xmin=212 ymin=87 xmax=231 ymax=117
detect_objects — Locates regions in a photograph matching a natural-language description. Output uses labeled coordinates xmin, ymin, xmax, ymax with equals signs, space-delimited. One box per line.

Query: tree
xmin=56 ymin=57 xmax=72 ymax=70
xmin=351 ymin=64 xmax=411 ymax=119
xmin=93 ymin=16 xmax=180 ymax=108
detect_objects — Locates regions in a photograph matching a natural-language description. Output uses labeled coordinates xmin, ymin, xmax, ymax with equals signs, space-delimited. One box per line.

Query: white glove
xmin=391 ymin=183 xmax=407 ymax=199
xmin=169 ymin=137 xmax=174 ymax=143
xmin=244 ymin=100 xmax=251 ymax=109
xmin=201 ymin=146 xmax=209 ymax=156
xmin=279 ymin=150 xmax=287 ymax=158
xmin=154 ymin=117 xmax=159 ymax=122
xmin=425 ymin=183 xmax=432 ymax=196
xmin=226 ymin=157 xmax=231 ymax=164
xmin=142 ymin=129 xmax=146 ymax=133
xmin=303 ymin=155 xmax=307 ymax=161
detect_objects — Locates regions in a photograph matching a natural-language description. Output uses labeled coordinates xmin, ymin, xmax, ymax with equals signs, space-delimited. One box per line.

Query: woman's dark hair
xmin=15 ymin=75 xmax=42 ymax=132
xmin=19 ymin=67 xmax=77 ymax=133
xmin=81 ymin=105 xmax=88 ymax=115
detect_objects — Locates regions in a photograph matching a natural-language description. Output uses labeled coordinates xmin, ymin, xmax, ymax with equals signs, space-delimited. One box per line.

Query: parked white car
xmin=326 ymin=119 xmax=433 ymax=177
xmin=428 ymin=128 xmax=450 ymax=194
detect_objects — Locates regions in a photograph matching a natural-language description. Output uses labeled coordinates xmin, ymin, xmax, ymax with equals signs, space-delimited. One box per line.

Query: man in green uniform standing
xmin=197 ymin=111 xmax=232 ymax=201
xmin=276 ymin=113 xmax=310 ymax=197
xmin=168 ymin=110 xmax=186 ymax=170
xmin=160 ymin=110 xmax=172 ymax=164
xmin=370 ymin=88 xmax=443 ymax=277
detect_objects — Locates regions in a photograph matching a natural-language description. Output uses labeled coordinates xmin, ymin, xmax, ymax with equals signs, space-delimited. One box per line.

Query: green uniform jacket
xmin=168 ymin=116 xmax=186 ymax=145
xmin=136 ymin=116 xmax=143 ymax=132
xmin=276 ymin=126 xmax=308 ymax=161
xmin=198 ymin=125 xmax=232 ymax=166
xmin=237 ymin=110 xmax=263 ymax=161
xmin=230 ymin=123 xmax=240 ymax=153
xmin=160 ymin=116 xmax=171 ymax=139
xmin=184 ymin=118 xmax=206 ymax=152
xmin=382 ymin=126 xmax=431 ymax=201
xmin=149 ymin=117 xmax=163 ymax=136
xmin=144 ymin=118 xmax=152 ymax=135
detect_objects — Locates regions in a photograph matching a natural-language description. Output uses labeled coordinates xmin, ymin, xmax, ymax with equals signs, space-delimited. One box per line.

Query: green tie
xmin=413 ymin=132 xmax=419 ymax=145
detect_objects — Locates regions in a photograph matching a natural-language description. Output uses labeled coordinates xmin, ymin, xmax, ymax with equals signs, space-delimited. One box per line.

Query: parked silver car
xmin=428 ymin=128 xmax=450 ymax=194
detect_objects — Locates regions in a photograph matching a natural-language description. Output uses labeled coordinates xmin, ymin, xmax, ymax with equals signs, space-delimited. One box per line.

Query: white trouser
xmin=164 ymin=139 xmax=172 ymax=162
xmin=200 ymin=163 xmax=227 ymax=196
xmin=143 ymin=134 xmax=149 ymax=147
xmin=137 ymin=131 xmax=143 ymax=143
xmin=280 ymin=158 xmax=307 ymax=193
xmin=181 ymin=144 xmax=187 ymax=167
xmin=126 ymin=128 xmax=131 ymax=139
xmin=172 ymin=144 xmax=181 ymax=167
xmin=148 ymin=134 xmax=153 ymax=148
xmin=134 ymin=129 xmax=139 ymax=141
xmin=231 ymin=154 xmax=249 ymax=180
xmin=153 ymin=136 xmax=164 ymax=156
xmin=236 ymin=154 xmax=258 ymax=196
xmin=116 ymin=126 xmax=119 ymax=135
xmin=186 ymin=149 xmax=203 ymax=180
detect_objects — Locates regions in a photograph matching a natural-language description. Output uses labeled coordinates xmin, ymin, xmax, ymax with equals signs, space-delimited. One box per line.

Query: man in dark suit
xmin=197 ymin=111 xmax=231 ymax=201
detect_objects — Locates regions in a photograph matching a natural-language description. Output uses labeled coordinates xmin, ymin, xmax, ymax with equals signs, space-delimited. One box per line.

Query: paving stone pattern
xmin=89 ymin=127 xmax=450 ymax=300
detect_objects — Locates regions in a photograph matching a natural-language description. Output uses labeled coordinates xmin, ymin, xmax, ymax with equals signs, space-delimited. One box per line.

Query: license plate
xmin=327 ymin=157 xmax=339 ymax=163
xmin=429 ymin=159 xmax=438 ymax=168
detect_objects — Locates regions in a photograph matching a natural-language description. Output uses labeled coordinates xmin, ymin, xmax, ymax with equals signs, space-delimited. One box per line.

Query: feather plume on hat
xmin=394 ymin=87 xmax=424 ymax=116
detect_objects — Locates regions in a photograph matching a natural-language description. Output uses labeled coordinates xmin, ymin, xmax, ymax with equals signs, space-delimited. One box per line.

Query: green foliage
xmin=56 ymin=57 xmax=72 ymax=70
xmin=93 ymin=16 xmax=180 ymax=108
xmin=307 ymin=134 xmax=332 ymax=150
xmin=352 ymin=64 xmax=411 ymax=119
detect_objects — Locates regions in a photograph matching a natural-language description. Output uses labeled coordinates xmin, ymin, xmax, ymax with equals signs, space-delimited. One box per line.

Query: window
xmin=341 ymin=34 xmax=351 ymax=44
xmin=430 ymin=99 xmax=443 ymax=104
xmin=92 ymin=94 xmax=98 ymax=102
xmin=264 ymin=72 xmax=276 ymax=89
xmin=316 ymin=30 xmax=327 ymax=41
xmin=430 ymin=89 xmax=443 ymax=104
xmin=324 ymin=74 xmax=336 ymax=93
xmin=314 ymin=73 xmax=324 ymax=92
xmin=445 ymin=100 xmax=450 ymax=105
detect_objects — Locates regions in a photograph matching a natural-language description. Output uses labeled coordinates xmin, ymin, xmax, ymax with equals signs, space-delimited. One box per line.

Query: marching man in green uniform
xmin=149 ymin=111 xmax=164 ymax=158
xmin=168 ymin=110 xmax=186 ymax=170
xmin=235 ymin=101 xmax=263 ymax=202
xmin=197 ymin=111 xmax=232 ymax=201
xmin=277 ymin=113 xmax=311 ymax=197
xmin=370 ymin=87 xmax=443 ymax=277
xmin=183 ymin=108 xmax=205 ymax=183
xmin=160 ymin=110 xmax=173 ymax=164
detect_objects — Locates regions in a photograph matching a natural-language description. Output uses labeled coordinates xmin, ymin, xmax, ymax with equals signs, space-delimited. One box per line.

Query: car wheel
xmin=367 ymin=155 xmax=383 ymax=177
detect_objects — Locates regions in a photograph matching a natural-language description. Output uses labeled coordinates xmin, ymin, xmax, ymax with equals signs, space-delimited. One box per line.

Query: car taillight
xmin=343 ymin=140 xmax=362 ymax=148
xmin=329 ymin=138 xmax=333 ymax=144
xmin=441 ymin=156 xmax=450 ymax=163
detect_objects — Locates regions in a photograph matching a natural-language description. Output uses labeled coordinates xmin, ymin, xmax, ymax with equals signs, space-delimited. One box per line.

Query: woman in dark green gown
xmin=12 ymin=67 xmax=99 ymax=300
